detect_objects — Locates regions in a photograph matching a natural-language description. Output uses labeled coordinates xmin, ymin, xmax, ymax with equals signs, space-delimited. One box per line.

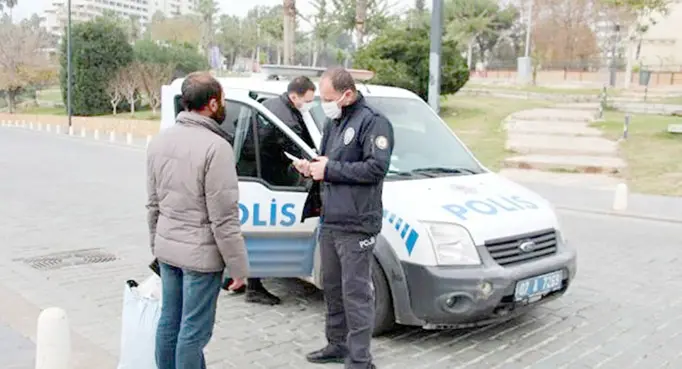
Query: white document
xmin=284 ymin=151 xmax=300 ymax=162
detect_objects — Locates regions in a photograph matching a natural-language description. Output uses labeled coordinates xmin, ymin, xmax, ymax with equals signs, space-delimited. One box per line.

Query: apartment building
xmin=44 ymin=0 xmax=198 ymax=37
xmin=636 ymin=0 xmax=682 ymax=71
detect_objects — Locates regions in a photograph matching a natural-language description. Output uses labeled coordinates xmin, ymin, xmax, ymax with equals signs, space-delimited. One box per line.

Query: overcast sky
xmin=13 ymin=0 xmax=416 ymax=22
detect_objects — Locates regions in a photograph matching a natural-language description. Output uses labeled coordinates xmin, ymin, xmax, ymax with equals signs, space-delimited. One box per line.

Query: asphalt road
xmin=1 ymin=126 xmax=681 ymax=369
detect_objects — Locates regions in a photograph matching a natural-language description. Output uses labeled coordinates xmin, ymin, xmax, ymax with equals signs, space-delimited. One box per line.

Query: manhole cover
xmin=15 ymin=248 xmax=117 ymax=270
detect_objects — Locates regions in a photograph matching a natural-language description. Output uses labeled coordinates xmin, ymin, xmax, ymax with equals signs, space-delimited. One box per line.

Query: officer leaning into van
xmin=294 ymin=67 xmax=394 ymax=369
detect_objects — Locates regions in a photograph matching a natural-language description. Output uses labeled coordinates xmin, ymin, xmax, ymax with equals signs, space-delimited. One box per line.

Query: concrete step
xmin=505 ymin=120 xmax=603 ymax=137
xmin=552 ymin=102 xmax=600 ymax=111
xmin=499 ymin=168 xmax=622 ymax=190
xmin=506 ymin=133 xmax=619 ymax=156
xmin=502 ymin=154 xmax=627 ymax=174
xmin=509 ymin=108 xmax=596 ymax=123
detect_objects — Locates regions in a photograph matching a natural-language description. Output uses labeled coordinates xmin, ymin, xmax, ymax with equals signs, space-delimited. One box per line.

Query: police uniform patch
xmin=343 ymin=127 xmax=355 ymax=145
xmin=375 ymin=135 xmax=388 ymax=150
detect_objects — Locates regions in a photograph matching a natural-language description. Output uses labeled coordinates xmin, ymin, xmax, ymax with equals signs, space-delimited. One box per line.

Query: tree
xmin=138 ymin=62 xmax=174 ymax=115
xmin=332 ymin=0 xmax=391 ymax=45
xmin=354 ymin=23 xmax=469 ymax=101
xmin=0 ymin=16 xmax=56 ymax=113
xmin=531 ymin=0 xmax=600 ymax=70
xmin=309 ymin=0 xmax=336 ymax=66
xmin=355 ymin=0 xmax=367 ymax=47
xmin=283 ymin=0 xmax=297 ymax=64
xmin=0 ymin=0 xmax=18 ymax=21
xmin=147 ymin=13 xmax=202 ymax=45
xmin=106 ymin=71 xmax=124 ymax=115
xmin=134 ymin=39 xmax=209 ymax=77
xmin=598 ymin=0 xmax=670 ymax=88
xmin=197 ymin=0 xmax=219 ymax=60
xmin=118 ymin=63 xmax=141 ymax=115
xmin=60 ymin=16 xmax=133 ymax=116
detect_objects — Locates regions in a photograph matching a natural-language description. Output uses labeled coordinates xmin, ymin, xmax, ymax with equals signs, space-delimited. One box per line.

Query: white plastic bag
xmin=117 ymin=275 xmax=162 ymax=369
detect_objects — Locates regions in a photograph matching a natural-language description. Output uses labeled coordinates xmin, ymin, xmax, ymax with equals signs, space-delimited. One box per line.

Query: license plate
xmin=514 ymin=270 xmax=564 ymax=301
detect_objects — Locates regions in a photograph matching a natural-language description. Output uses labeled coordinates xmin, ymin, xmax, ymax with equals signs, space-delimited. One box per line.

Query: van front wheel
xmin=372 ymin=258 xmax=395 ymax=337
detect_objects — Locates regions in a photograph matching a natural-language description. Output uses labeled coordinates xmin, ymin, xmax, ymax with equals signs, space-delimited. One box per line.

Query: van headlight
xmin=423 ymin=222 xmax=481 ymax=265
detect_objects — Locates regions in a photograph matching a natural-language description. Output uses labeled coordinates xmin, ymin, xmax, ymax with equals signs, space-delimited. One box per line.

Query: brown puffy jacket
xmin=146 ymin=111 xmax=249 ymax=278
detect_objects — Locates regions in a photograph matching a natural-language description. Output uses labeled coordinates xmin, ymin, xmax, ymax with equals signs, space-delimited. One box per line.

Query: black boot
xmin=305 ymin=345 xmax=346 ymax=364
xmin=245 ymin=278 xmax=281 ymax=305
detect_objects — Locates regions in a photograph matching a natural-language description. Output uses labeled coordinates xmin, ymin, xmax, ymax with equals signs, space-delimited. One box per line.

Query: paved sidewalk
xmin=3 ymin=126 xmax=682 ymax=368
xmin=0 ymin=323 xmax=33 ymax=369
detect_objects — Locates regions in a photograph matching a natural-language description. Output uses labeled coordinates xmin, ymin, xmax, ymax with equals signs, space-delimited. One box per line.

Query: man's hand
xmin=310 ymin=156 xmax=329 ymax=181
xmin=293 ymin=159 xmax=311 ymax=177
xmin=227 ymin=278 xmax=246 ymax=291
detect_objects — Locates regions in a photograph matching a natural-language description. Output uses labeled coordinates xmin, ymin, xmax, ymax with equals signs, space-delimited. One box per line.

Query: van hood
xmin=383 ymin=173 xmax=560 ymax=245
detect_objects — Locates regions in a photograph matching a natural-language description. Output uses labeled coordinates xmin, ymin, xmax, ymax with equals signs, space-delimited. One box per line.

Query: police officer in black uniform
xmin=295 ymin=67 xmax=394 ymax=369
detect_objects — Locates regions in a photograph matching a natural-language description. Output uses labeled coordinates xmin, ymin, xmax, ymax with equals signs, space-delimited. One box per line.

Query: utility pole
xmin=427 ymin=0 xmax=443 ymax=113
xmin=524 ymin=0 xmax=533 ymax=58
xmin=67 ymin=0 xmax=73 ymax=130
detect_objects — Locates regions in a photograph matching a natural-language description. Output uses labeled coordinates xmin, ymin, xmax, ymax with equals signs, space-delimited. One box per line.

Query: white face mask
xmin=299 ymin=102 xmax=315 ymax=114
xmin=321 ymin=95 xmax=345 ymax=119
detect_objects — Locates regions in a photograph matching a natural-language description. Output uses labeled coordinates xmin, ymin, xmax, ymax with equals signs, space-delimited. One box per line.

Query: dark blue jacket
xmin=307 ymin=92 xmax=394 ymax=235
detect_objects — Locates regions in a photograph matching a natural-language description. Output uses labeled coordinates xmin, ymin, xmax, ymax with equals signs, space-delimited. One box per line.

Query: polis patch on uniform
xmin=343 ymin=127 xmax=355 ymax=145
xmin=375 ymin=135 xmax=388 ymax=150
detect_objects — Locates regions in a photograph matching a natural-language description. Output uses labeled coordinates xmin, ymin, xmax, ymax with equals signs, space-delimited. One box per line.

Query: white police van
xmin=159 ymin=65 xmax=577 ymax=335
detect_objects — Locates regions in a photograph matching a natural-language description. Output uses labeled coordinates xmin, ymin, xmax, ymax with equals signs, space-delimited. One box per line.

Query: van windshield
xmin=308 ymin=96 xmax=484 ymax=177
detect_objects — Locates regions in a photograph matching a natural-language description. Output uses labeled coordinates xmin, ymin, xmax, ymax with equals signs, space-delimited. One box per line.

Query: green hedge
xmin=59 ymin=17 xmax=133 ymax=116
xmin=354 ymin=24 xmax=469 ymax=101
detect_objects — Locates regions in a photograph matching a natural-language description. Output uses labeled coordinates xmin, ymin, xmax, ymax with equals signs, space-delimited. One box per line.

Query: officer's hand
xmin=310 ymin=156 xmax=328 ymax=181
xmin=293 ymin=159 xmax=311 ymax=177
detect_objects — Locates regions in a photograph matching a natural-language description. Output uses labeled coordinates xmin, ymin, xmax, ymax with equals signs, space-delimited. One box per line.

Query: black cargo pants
xmin=319 ymin=227 xmax=376 ymax=369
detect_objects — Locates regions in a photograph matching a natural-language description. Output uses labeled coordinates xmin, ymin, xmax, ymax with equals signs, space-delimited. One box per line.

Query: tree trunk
xmin=277 ymin=47 xmax=282 ymax=64
xmin=467 ymin=37 xmax=475 ymax=70
xmin=282 ymin=0 xmax=296 ymax=65
xmin=355 ymin=0 xmax=367 ymax=48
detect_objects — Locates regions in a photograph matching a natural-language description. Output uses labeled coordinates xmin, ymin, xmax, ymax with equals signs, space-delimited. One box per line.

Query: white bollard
xmin=37 ymin=122 xmax=43 ymax=131
xmin=94 ymin=129 xmax=100 ymax=140
xmin=80 ymin=127 xmax=86 ymax=137
xmin=56 ymin=125 xmax=61 ymax=134
xmin=68 ymin=126 xmax=74 ymax=136
xmin=126 ymin=132 xmax=133 ymax=145
xmin=145 ymin=135 xmax=152 ymax=147
xmin=1 ymin=120 xmax=5 ymax=126
xmin=46 ymin=124 xmax=51 ymax=133
xmin=29 ymin=122 xmax=34 ymax=130
xmin=35 ymin=307 xmax=71 ymax=369
xmin=21 ymin=120 xmax=27 ymax=128
xmin=14 ymin=120 xmax=20 ymax=127
xmin=109 ymin=131 xmax=116 ymax=142
xmin=612 ymin=183 xmax=628 ymax=211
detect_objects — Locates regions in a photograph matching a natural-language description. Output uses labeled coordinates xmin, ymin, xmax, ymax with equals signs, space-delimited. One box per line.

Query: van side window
xmin=226 ymin=100 xmax=305 ymax=189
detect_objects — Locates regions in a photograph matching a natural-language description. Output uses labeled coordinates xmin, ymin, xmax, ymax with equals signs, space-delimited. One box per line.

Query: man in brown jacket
xmin=146 ymin=72 xmax=249 ymax=369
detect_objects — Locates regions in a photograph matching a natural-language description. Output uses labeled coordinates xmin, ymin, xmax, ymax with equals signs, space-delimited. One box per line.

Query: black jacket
xmin=303 ymin=93 xmax=394 ymax=235
xmin=261 ymin=93 xmax=316 ymax=186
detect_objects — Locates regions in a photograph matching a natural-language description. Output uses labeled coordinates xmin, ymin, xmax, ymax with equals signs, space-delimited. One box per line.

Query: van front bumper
xmin=400 ymin=247 xmax=577 ymax=328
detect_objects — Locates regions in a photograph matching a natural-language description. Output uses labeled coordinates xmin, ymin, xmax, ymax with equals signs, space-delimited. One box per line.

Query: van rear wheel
xmin=372 ymin=258 xmax=395 ymax=337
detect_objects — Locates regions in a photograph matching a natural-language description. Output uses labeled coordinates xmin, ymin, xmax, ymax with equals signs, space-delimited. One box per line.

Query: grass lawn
xmin=465 ymin=83 xmax=610 ymax=96
xmin=18 ymin=105 xmax=161 ymax=121
xmin=591 ymin=112 xmax=682 ymax=196
xmin=36 ymin=88 xmax=62 ymax=103
xmin=440 ymin=95 xmax=551 ymax=171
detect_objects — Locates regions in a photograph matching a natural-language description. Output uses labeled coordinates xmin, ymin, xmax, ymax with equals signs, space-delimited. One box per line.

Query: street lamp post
xmin=427 ymin=0 xmax=444 ymax=113
xmin=67 ymin=0 xmax=72 ymax=130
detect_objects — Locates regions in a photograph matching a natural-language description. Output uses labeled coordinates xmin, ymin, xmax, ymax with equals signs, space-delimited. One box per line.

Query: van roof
xmin=168 ymin=76 xmax=421 ymax=100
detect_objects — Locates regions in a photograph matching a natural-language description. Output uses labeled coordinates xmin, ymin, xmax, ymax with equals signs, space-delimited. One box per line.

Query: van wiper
xmin=410 ymin=167 xmax=480 ymax=176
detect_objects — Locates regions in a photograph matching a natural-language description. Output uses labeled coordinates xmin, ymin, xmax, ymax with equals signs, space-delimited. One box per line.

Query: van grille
xmin=484 ymin=229 xmax=557 ymax=267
